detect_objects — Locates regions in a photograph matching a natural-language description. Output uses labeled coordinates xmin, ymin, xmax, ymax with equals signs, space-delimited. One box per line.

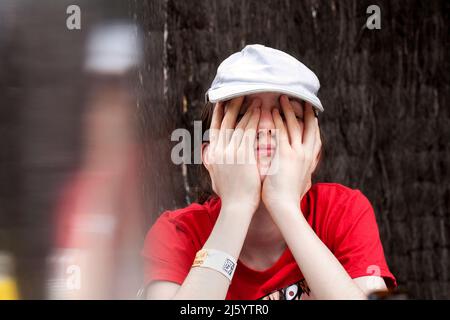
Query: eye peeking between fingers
xmin=278 ymin=109 xmax=304 ymax=122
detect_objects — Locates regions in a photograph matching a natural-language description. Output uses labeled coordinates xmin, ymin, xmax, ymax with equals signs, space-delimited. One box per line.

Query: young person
xmin=142 ymin=44 xmax=396 ymax=300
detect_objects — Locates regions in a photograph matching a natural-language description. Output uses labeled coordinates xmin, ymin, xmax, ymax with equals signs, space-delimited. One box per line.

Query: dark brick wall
xmin=143 ymin=0 xmax=449 ymax=299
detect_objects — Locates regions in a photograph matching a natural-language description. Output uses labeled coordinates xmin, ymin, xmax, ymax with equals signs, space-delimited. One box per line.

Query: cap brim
xmin=206 ymin=84 xmax=324 ymax=112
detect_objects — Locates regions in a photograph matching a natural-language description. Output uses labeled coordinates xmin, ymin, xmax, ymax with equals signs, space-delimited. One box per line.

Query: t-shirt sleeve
xmin=330 ymin=190 xmax=397 ymax=289
xmin=141 ymin=212 xmax=196 ymax=286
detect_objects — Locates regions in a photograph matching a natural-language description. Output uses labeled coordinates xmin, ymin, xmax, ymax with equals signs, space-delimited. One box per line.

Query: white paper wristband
xmin=192 ymin=249 xmax=237 ymax=281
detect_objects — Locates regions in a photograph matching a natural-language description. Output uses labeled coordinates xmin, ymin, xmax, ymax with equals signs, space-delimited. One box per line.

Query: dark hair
xmin=196 ymin=101 xmax=216 ymax=203
xmin=195 ymin=101 xmax=325 ymax=203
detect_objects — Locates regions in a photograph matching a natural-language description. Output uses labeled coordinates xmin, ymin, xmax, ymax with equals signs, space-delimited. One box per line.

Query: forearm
xmin=173 ymin=205 xmax=252 ymax=300
xmin=272 ymin=204 xmax=366 ymax=300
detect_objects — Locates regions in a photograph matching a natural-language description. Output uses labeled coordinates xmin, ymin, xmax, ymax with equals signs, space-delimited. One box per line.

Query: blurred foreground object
xmin=47 ymin=21 xmax=144 ymax=299
xmin=0 ymin=252 xmax=19 ymax=300
xmin=85 ymin=22 xmax=143 ymax=75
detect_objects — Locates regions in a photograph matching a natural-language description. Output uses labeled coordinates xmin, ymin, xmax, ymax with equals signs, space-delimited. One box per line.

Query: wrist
xmin=221 ymin=200 xmax=258 ymax=216
xmin=264 ymin=197 xmax=300 ymax=212
xmin=192 ymin=248 xmax=237 ymax=281
xmin=266 ymin=201 xmax=302 ymax=219
xmin=205 ymin=206 xmax=253 ymax=258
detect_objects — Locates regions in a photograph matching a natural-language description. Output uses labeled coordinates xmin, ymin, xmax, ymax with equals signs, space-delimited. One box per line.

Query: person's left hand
xmin=261 ymin=95 xmax=321 ymax=216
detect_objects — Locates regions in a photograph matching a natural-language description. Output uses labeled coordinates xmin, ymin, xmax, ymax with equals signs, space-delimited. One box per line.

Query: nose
xmin=257 ymin=107 xmax=275 ymax=141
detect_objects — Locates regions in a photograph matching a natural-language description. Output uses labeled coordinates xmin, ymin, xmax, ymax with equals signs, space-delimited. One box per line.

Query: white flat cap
xmin=205 ymin=44 xmax=324 ymax=112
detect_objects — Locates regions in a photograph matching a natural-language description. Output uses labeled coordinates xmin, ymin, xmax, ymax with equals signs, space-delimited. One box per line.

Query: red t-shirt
xmin=142 ymin=183 xmax=397 ymax=300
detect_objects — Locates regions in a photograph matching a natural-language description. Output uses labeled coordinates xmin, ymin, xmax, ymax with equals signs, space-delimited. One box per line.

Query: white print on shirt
xmin=260 ymin=278 xmax=311 ymax=300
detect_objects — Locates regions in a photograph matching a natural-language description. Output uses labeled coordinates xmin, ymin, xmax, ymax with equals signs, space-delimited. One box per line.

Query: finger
xmin=272 ymin=108 xmax=289 ymax=146
xmin=240 ymin=107 xmax=260 ymax=152
xmin=280 ymin=95 xmax=302 ymax=147
xmin=235 ymin=98 xmax=260 ymax=130
xmin=231 ymin=99 xmax=261 ymax=147
xmin=218 ymin=96 xmax=245 ymax=145
xmin=209 ymin=102 xmax=224 ymax=146
xmin=302 ymin=102 xmax=317 ymax=149
xmin=266 ymin=145 xmax=280 ymax=176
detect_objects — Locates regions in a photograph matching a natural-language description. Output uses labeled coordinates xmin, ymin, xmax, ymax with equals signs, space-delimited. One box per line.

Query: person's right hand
xmin=203 ymin=96 xmax=262 ymax=214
